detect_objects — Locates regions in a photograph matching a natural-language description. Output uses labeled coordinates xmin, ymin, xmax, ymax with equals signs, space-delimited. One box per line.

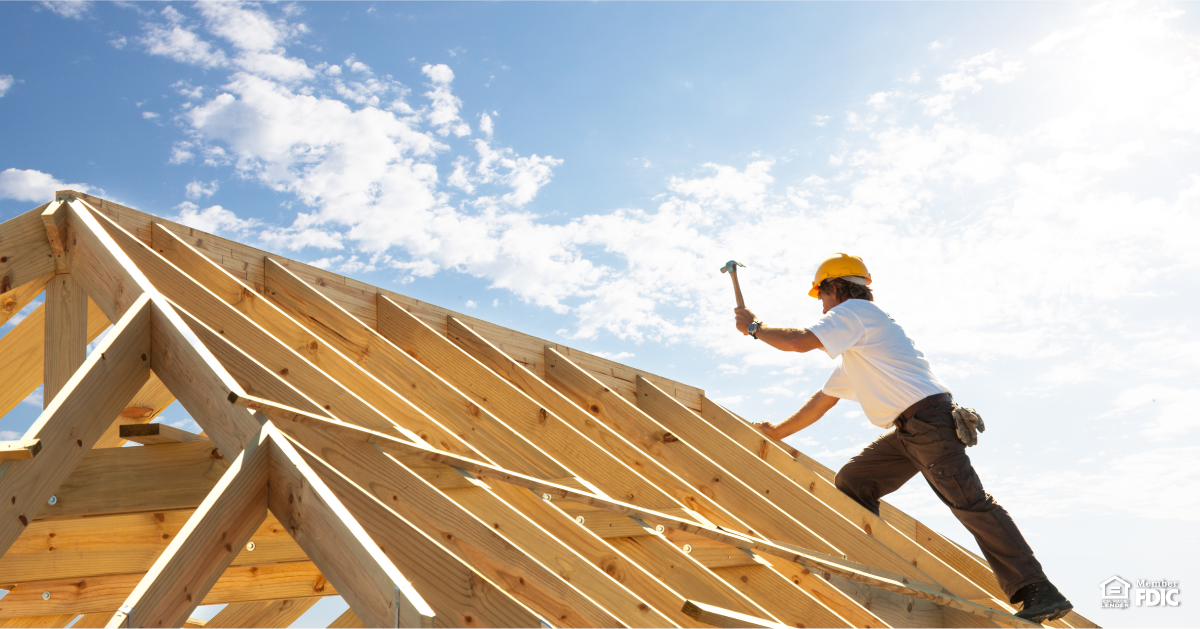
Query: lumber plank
xmin=203 ymin=597 xmax=318 ymax=628
xmin=265 ymin=425 xmax=436 ymax=628
xmin=679 ymin=600 xmax=786 ymax=629
xmin=369 ymin=293 xmax=676 ymax=508
xmin=119 ymin=422 xmax=201 ymax=445
xmin=63 ymin=200 xmax=151 ymax=322
xmin=327 ymin=608 xmax=365 ymax=629
xmin=141 ymin=222 xmax=478 ymax=457
xmin=699 ymin=398 xmax=1006 ymax=607
xmin=263 ymin=258 xmax=564 ymax=476
xmin=445 ymin=317 xmax=740 ymax=526
xmin=109 ymin=429 xmax=270 ymax=628
xmin=3 ymin=508 xmax=306 ymax=584
xmin=43 ymin=274 xmax=89 ymax=405
xmin=94 ymin=372 xmax=176 ymax=448
xmin=281 ymin=416 xmax=623 ymax=628
xmin=263 ymin=403 xmax=1037 ymax=628
xmin=0 ymin=295 xmax=152 ymax=558
xmin=35 ymin=439 xmax=229 ymax=522
xmin=42 ymin=199 xmax=69 ymax=273
xmin=0 ymin=614 xmax=78 ymax=628
xmin=640 ymin=378 xmax=962 ymax=591
xmin=0 ymin=297 xmax=110 ymax=418
xmin=0 ymin=204 xmax=58 ymax=294
xmin=0 ymin=439 xmax=41 ymax=461
xmin=0 ymin=270 xmax=53 ymax=326
xmin=0 ymin=562 xmax=335 ymax=619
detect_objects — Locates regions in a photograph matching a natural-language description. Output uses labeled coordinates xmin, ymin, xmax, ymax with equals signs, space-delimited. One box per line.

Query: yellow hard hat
xmin=808 ymin=253 xmax=871 ymax=298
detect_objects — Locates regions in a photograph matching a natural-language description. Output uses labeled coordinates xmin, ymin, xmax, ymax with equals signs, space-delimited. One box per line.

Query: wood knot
xmin=637 ymin=604 xmax=648 ymax=612
xmin=864 ymin=523 xmax=872 ymax=536
xmin=661 ymin=432 xmax=679 ymax=444
xmin=537 ymin=408 xmax=548 ymax=424
xmin=140 ymin=353 xmax=146 ymax=361
xmin=309 ymin=341 xmax=318 ymax=351
xmin=210 ymin=449 xmax=224 ymax=460
xmin=589 ymin=405 xmax=600 ymax=413
xmin=808 ymin=482 xmax=816 ymax=492
xmin=18 ymin=514 xmax=27 ymax=526
xmin=280 ymin=367 xmax=289 ymax=376
xmin=154 ymin=513 xmax=166 ymax=523
xmin=741 ymin=575 xmax=749 ymax=583
xmin=76 ymin=439 xmax=82 ymax=448
xmin=907 ymin=602 xmax=914 ymax=613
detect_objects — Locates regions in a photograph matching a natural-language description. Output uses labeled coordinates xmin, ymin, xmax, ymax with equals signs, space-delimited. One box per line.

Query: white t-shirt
xmin=807 ymin=299 xmax=951 ymax=427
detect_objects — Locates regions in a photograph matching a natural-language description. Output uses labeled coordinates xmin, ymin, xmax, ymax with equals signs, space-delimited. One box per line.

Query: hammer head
xmin=719 ymin=260 xmax=745 ymax=274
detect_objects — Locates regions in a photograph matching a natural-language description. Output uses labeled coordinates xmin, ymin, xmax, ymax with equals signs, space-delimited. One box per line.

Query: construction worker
xmin=733 ymin=253 xmax=1073 ymax=623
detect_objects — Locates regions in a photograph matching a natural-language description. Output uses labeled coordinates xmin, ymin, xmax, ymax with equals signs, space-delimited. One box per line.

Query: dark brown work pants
xmin=834 ymin=400 xmax=1046 ymax=602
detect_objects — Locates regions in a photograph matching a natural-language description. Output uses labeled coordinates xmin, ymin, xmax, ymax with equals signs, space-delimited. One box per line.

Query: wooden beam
xmin=0 ymin=295 xmax=152 ymax=558
xmin=62 ymin=200 xmax=151 ymax=322
xmin=680 ymin=600 xmax=786 ymax=629
xmin=119 ymin=423 xmax=201 ymax=445
xmin=327 ymin=609 xmax=364 ymax=629
xmin=42 ymin=199 xmax=69 ymax=273
xmin=265 ymin=424 xmax=436 ymax=628
xmin=94 ymin=371 xmax=176 ymax=448
xmin=147 ymin=224 xmax=485 ymax=459
xmin=367 ymin=292 xmax=674 ymax=509
xmin=0 ymin=271 xmax=54 ymax=326
xmin=3 ymin=508 xmax=306 ymax=584
xmin=0 ymin=204 xmax=59 ymax=295
xmin=283 ymin=421 xmax=638 ymax=628
xmin=264 ymin=260 xmax=577 ymax=482
xmin=0 ymin=561 xmax=335 ymax=619
xmin=0 ymin=296 xmax=110 ymax=418
xmin=0 ymin=439 xmax=41 ymax=461
xmin=0 ymin=614 xmax=78 ymax=628
xmin=203 ymin=597 xmax=318 ymax=628
xmin=638 ymin=377 xmax=970 ymax=592
xmin=108 ymin=428 xmax=271 ymax=628
xmin=44 ymin=273 xmax=89 ymax=405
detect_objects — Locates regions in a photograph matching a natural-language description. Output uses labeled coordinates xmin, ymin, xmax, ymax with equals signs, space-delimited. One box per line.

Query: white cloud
xmin=0 ymin=430 xmax=19 ymax=440
xmin=196 ymin=1 xmax=302 ymax=52
xmin=812 ymin=114 xmax=830 ymax=127
xmin=759 ymin=386 xmax=796 ymax=397
xmin=172 ymin=202 xmax=259 ymax=235
xmin=140 ymin=8 xmax=228 ymax=69
xmin=421 ymin=64 xmax=470 ymax=137
xmin=0 ymin=75 xmax=15 ymax=98
xmin=185 ymin=180 xmax=219 ymax=199
xmin=0 ymin=168 xmax=93 ymax=202
xmin=142 ymin=111 xmax=160 ymax=120
xmin=929 ymin=41 xmax=943 ymax=51
xmin=109 ymin=35 xmax=127 ymax=49
xmin=41 ymin=1 xmax=91 ymax=20
xmin=465 ymin=300 xmax=477 ymax=309
xmin=479 ymin=112 xmax=494 ymax=137
xmin=592 ymin=351 xmax=635 ymax=361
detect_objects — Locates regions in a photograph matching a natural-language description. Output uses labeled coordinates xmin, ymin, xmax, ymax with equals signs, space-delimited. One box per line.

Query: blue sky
xmin=2 ymin=2 xmax=1199 ymax=626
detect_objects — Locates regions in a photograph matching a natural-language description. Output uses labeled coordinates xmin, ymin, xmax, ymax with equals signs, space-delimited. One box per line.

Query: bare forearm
xmin=755 ymin=324 xmax=824 ymax=353
xmin=756 ymin=390 xmax=839 ymax=440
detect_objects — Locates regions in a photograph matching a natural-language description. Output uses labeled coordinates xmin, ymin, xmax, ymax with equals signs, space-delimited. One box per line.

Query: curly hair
xmin=819 ymin=277 xmax=874 ymax=302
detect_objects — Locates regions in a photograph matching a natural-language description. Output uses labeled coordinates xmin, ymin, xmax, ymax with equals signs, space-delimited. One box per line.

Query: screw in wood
xmin=682 ymin=544 xmax=693 ymax=554
xmin=42 ymin=591 xmax=51 ymax=600
xmin=574 ymin=516 xmax=585 ymax=525
xmin=541 ymin=493 xmax=552 ymax=501
xmin=245 ymin=541 xmax=256 ymax=551
xmin=47 ymin=495 xmax=57 ymax=506
xmin=654 ymin=525 xmax=665 ymax=533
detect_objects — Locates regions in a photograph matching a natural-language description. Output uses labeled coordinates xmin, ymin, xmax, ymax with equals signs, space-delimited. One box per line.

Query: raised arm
xmin=734 ymin=307 xmax=825 ymax=353
xmin=754 ymin=390 xmax=839 ymax=440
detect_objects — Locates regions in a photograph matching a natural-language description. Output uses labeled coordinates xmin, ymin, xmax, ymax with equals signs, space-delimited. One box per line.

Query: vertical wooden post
xmin=43 ymin=273 xmax=88 ymax=407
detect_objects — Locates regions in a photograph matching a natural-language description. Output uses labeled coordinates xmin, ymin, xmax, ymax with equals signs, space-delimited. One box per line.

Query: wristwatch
xmin=747 ymin=320 xmax=764 ymax=340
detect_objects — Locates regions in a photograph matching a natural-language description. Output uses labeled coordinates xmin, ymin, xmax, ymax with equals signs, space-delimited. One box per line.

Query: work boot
xmin=1013 ymin=580 xmax=1073 ymax=623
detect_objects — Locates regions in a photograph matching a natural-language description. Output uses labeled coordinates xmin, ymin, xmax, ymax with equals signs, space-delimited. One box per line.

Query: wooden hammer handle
xmin=729 ymin=270 xmax=745 ymax=309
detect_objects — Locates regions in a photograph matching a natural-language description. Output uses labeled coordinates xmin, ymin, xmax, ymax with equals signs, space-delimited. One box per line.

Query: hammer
xmin=719 ymin=260 xmax=746 ymax=309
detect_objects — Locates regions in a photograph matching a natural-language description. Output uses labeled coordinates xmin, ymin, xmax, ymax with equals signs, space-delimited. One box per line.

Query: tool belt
xmin=892 ymin=393 xmax=953 ymax=430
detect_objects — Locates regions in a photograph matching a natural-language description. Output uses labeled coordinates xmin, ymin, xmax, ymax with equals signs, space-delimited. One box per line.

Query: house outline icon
xmin=1100 ymin=576 xmax=1132 ymax=599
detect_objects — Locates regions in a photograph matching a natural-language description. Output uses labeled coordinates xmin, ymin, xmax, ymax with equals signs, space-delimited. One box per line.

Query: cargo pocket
xmin=927 ymin=457 xmax=988 ymax=510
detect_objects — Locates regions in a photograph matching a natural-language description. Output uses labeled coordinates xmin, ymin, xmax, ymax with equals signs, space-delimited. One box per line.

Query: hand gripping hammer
xmin=720 ymin=260 xmax=746 ymax=309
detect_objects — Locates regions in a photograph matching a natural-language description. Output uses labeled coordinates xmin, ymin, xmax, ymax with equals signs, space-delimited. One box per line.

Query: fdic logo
xmin=1100 ymin=576 xmax=1182 ymax=608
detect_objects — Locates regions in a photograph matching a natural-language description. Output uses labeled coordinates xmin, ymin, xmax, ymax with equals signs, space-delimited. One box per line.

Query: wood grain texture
xmin=0 ymin=270 xmax=54 ymax=326
xmin=0 ymin=297 xmax=110 ymax=419
xmin=0 ymin=295 xmax=152 ymax=558
xmin=42 ymin=200 xmax=69 ymax=273
xmin=64 ymin=200 xmax=151 ymax=323
xmin=0 ymin=204 xmax=58 ymax=294
xmin=372 ymin=294 xmax=674 ymax=508
xmin=0 ymin=561 xmax=335 ymax=619
xmin=43 ymin=274 xmax=89 ymax=406
xmin=149 ymin=225 xmax=480 ymax=457
xmin=119 ymin=423 xmax=201 ymax=445
xmin=263 ymin=258 xmax=559 ymax=475
xmin=203 ymin=597 xmax=318 ymax=628
xmin=111 ymin=429 xmax=270 ymax=628
xmin=3 ymin=508 xmax=305 ymax=584
xmin=92 ymin=371 xmax=176 ymax=449
xmin=266 ymin=426 xmax=436 ymax=629
xmin=327 ymin=608 xmax=365 ymax=629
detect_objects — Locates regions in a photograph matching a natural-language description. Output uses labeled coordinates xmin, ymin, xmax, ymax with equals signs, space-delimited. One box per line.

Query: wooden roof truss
xmin=0 ymin=193 xmax=1096 ymax=629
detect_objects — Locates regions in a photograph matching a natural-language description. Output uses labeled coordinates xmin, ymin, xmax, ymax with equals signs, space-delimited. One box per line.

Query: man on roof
xmin=733 ymin=253 xmax=1073 ymax=624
